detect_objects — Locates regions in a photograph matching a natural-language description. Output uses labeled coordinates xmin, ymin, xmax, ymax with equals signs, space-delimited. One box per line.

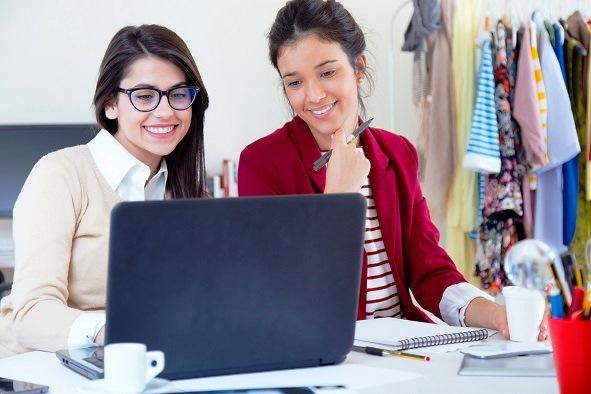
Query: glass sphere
xmin=504 ymin=239 xmax=555 ymax=291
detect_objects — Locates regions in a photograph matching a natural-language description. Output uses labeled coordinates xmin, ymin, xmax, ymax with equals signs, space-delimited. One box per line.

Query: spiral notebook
xmin=355 ymin=318 xmax=493 ymax=355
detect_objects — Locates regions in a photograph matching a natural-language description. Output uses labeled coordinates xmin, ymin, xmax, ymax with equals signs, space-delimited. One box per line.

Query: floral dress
xmin=476 ymin=22 xmax=527 ymax=292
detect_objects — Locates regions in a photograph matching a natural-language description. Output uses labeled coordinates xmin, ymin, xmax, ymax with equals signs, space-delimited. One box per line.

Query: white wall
xmin=4 ymin=0 xmax=588 ymax=261
xmin=0 ymin=0 xmax=418 ymax=264
xmin=0 ymin=0 xmax=418 ymax=175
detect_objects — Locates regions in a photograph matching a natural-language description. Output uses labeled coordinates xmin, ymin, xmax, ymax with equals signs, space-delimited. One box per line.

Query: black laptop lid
xmin=106 ymin=194 xmax=366 ymax=379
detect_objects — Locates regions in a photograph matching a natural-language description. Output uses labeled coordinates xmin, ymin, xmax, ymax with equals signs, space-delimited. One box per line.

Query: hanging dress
xmin=476 ymin=22 xmax=525 ymax=292
xmin=564 ymin=27 xmax=591 ymax=266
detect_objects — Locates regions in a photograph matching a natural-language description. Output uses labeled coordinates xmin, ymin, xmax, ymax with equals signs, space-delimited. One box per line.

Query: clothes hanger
xmin=506 ymin=0 xmax=519 ymax=48
xmin=561 ymin=18 xmax=588 ymax=57
xmin=475 ymin=3 xmax=491 ymax=47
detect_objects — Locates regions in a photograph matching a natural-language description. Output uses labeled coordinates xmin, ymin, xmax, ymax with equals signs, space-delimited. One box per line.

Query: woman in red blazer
xmin=239 ymin=0 xmax=546 ymax=339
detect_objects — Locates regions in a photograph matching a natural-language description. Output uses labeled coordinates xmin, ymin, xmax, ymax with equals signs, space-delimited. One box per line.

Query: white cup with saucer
xmin=79 ymin=343 xmax=166 ymax=393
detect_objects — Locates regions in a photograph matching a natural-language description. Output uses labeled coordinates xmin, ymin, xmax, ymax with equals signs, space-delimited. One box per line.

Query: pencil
xmin=575 ymin=266 xmax=584 ymax=288
xmin=352 ymin=345 xmax=431 ymax=361
xmin=549 ymin=262 xmax=572 ymax=307
xmin=385 ymin=349 xmax=432 ymax=362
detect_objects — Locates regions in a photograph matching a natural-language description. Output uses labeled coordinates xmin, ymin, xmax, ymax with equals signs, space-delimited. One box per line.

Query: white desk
xmin=0 ymin=349 xmax=558 ymax=393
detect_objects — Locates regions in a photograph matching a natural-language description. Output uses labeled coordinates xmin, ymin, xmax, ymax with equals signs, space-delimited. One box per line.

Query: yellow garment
xmin=446 ymin=0 xmax=479 ymax=279
xmin=530 ymin=21 xmax=549 ymax=164
xmin=587 ymin=23 xmax=591 ymax=202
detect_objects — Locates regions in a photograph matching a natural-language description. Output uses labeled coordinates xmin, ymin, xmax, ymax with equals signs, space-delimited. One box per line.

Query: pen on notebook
xmin=312 ymin=118 xmax=374 ymax=172
xmin=351 ymin=345 xmax=431 ymax=362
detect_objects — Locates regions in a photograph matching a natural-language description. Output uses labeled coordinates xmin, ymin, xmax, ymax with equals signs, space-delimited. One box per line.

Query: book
xmin=212 ymin=175 xmax=223 ymax=198
xmin=205 ymin=175 xmax=224 ymax=198
xmin=355 ymin=318 xmax=492 ymax=354
xmin=222 ymin=159 xmax=238 ymax=197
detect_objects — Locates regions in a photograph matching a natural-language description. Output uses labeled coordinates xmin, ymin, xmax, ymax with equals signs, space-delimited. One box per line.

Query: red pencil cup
xmin=549 ymin=318 xmax=591 ymax=394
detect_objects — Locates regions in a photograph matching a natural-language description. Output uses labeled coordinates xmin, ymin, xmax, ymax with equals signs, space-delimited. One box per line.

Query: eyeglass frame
xmin=116 ymin=86 xmax=199 ymax=112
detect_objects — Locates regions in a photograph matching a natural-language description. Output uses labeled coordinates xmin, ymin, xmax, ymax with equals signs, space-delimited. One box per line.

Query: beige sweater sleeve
xmin=9 ymin=152 xmax=86 ymax=351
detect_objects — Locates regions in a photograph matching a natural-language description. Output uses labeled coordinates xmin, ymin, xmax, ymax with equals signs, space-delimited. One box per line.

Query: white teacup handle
xmin=144 ymin=350 xmax=165 ymax=383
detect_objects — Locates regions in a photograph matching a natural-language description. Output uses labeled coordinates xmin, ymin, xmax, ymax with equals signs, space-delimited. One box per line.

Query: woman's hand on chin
xmin=324 ymin=128 xmax=370 ymax=194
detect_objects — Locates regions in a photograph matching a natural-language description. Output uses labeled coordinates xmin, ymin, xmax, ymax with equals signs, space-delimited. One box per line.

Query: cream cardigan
xmin=0 ymin=146 xmax=121 ymax=357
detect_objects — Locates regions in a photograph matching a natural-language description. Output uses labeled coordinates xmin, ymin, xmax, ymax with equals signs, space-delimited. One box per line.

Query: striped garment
xmin=530 ymin=20 xmax=550 ymax=165
xmin=359 ymin=176 xmax=402 ymax=319
xmin=463 ymin=38 xmax=501 ymax=173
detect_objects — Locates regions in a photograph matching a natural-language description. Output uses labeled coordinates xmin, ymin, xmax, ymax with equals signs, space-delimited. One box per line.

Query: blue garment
xmin=562 ymin=156 xmax=579 ymax=245
xmin=553 ymin=22 xmax=579 ymax=247
xmin=463 ymin=39 xmax=501 ymax=173
xmin=533 ymin=14 xmax=580 ymax=255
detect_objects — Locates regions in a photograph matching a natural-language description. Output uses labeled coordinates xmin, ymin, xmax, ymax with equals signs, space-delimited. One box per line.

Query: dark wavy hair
xmin=268 ymin=0 xmax=373 ymax=113
xmin=93 ymin=24 xmax=209 ymax=198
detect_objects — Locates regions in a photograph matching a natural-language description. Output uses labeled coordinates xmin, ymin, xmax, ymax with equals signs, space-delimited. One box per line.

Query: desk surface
xmin=0 ymin=348 xmax=558 ymax=393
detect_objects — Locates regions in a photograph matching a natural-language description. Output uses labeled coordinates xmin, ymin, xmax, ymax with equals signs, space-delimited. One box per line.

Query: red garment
xmin=238 ymin=116 xmax=467 ymax=321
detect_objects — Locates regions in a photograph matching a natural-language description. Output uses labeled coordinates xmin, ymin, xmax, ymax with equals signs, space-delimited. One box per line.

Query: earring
xmin=105 ymin=108 xmax=117 ymax=120
xmin=358 ymin=78 xmax=364 ymax=84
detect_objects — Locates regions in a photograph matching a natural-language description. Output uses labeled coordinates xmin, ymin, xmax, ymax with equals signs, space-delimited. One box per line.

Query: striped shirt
xmin=463 ymin=38 xmax=501 ymax=174
xmin=360 ymin=177 xmax=402 ymax=319
xmin=323 ymin=148 xmax=492 ymax=324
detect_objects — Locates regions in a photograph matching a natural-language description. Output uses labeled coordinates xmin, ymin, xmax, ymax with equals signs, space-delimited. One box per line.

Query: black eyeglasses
xmin=117 ymin=86 xmax=199 ymax=112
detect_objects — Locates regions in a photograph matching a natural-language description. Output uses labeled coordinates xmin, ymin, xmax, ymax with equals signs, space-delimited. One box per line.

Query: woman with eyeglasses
xmin=0 ymin=24 xmax=208 ymax=356
xmin=238 ymin=0 xmax=547 ymax=339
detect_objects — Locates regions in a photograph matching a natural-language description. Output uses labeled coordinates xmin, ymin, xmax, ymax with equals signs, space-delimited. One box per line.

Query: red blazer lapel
xmin=361 ymin=130 xmax=399 ymax=314
xmin=361 ymin=129 xmax=428 ymax=321
xmin=361 ymin=129 xmax=400 ymax=271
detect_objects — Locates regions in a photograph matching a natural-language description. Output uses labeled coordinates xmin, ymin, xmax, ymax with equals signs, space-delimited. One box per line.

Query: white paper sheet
xmin=172 ymin=364 xmax=422 ymax=392
xmin=459 ymin=341 xmax=552 ymax=359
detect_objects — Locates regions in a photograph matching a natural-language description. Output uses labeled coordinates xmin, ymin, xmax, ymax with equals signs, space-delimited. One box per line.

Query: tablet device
xmin=460 ymin=342 xmax=552 ymax=359
xmin=55 ymin=347 xmax=103 ymax=380
xmin=0 ymin=377 xmax=49 ymax=393
xmin=458 ymin=353 xmax=555 ymax=377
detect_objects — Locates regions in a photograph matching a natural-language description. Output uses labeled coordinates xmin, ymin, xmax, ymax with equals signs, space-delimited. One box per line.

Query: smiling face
xmin=277 ymin=34 xmax=365 ymax=150
xmin=105 ymin=56 xmax=192 ymax=171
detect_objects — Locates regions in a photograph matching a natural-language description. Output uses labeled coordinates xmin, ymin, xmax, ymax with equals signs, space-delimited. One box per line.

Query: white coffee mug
xmin=104 ymin=343 xmax=165 ymax=393
xmin=502 ymin=286 xmax=545 ymax=342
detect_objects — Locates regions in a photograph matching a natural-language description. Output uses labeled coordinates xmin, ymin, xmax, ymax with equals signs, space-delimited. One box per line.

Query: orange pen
xmin=582 ymin=288 xmax=591 ymax=319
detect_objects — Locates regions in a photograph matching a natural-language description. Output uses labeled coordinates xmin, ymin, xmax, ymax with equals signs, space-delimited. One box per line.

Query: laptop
xmin=57 ymin=194 xmax=366 ymax=380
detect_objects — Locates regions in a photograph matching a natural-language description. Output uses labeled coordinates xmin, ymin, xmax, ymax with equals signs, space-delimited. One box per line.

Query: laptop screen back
xmin=106 ymin=194 xmax=366 ymax=379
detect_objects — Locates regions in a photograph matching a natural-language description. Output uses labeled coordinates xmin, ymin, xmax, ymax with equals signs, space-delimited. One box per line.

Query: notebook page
xmin=354 ymin=318 xmax=496 ymax=354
